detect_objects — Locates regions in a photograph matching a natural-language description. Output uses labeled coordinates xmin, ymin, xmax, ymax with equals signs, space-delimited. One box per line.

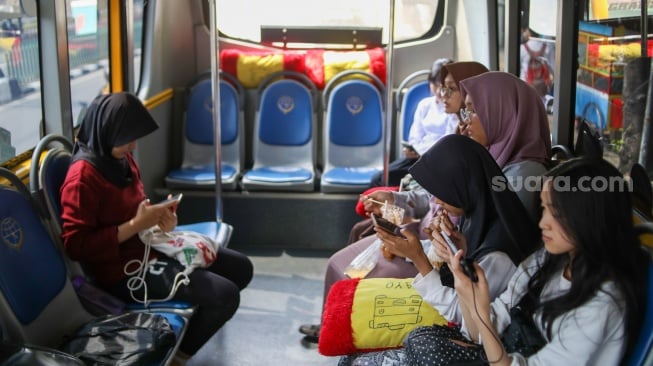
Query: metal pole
xmin=208 ymin=0 xmax=223 ymax=221
xmin=383 ymin=0 xmax=395 ymax=186
xmin=641 ymin=0 xmax=648 ymax=59
xmin=639 ymin=57 xmax=653 ymax=171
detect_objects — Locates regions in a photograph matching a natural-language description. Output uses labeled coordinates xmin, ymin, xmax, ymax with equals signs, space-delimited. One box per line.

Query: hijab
xmin=439 ymin=61 xmax=490 ymax=109
xmin=72 ymin=92 xmax=159 ymax=187
xmin=459 ymin=71 xmax=551 ymax=168
xmin=409 ymin=134 xmax=540 ymax=264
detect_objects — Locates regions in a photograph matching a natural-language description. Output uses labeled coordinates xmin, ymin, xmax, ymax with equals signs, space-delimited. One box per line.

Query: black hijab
xmin=409 ymin=134 xmax=540 ymax=264
xmin=72 ymin=92 xmax=159 ymax=187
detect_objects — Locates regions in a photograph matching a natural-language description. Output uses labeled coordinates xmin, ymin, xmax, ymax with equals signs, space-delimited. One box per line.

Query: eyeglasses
xmin=459 ymin=107 xmax=476 ymax=124
xmin=438 ymin=86 xmax=459 ymax=98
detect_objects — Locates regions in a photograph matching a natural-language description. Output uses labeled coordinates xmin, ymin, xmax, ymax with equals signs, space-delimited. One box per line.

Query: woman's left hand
xmin=450 ymin=250 xmax=490 ymax=319
xmin=375 ymin=227 xmax=422 ymax=260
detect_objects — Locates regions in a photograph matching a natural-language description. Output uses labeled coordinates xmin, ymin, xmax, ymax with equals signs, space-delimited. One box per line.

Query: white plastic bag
xmin=344 ymin=239 xmax=382 ymax=279
xmin=139 ymin=226 xmax=220 ymax=273
xmin=124 ymin=226 xmax=221 ymax=305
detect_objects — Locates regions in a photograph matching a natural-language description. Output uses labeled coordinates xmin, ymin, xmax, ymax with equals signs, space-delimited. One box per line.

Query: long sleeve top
xmin=413 ymin=251 xmax=516 ymax=323
xmin=464 ymin=249 xmax=627 ymax=366
xmin=60 ymin=154 xmax=159 ymax=288
xmin=408 ymin=96 xmax=459 ymax=156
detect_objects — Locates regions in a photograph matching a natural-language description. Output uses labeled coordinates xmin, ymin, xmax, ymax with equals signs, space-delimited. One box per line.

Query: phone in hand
xmin=371 ymin=213 xmax=404 ymax=237
xmin=440 ymin=230 xmax=478 ymax=282
xmin=159 ymin=193 xmax=183 ymax=206
xmin=401 ymin=141 xmax=417 ymax=153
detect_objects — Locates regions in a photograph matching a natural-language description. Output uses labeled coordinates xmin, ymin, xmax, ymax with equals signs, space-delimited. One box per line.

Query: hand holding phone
xmin=401 ymin=141 xmax=416 ymax=153
xmin=156 ymin=193 xmax=183 ymax=208
xmin=371 ymin=213 xmax=404 ymax=237
xmin=440 ymin=230 xmax=478 ymax=282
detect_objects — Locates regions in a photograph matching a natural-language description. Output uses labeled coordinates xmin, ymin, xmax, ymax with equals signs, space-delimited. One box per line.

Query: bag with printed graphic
xmin=124 ymin=227 xmax=220 ymax=305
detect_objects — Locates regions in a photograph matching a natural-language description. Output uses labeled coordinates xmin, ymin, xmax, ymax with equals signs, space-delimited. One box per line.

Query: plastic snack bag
xmin=425 ymin=241 xmax=444 ymax=269
xmin=381 ymin=202 xmax=405 ymax=225
xmin=344 ymin=239 xmax=382 ymax=278
xmin=377 ymin=202 xmax=405 ymax=260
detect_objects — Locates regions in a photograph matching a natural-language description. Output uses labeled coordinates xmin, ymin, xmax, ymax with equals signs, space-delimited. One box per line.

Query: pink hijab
xmin=459 ymin=71 xmax=551 ymax=168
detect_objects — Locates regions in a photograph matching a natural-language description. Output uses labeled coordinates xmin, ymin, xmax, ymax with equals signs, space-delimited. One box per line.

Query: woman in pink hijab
xmin=459 ymin=71 xmax=551 ymax=219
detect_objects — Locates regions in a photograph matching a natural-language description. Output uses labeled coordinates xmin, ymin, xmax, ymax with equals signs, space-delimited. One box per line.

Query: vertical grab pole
xmin=383 ymin=0 xmax=396 ymax=186
xmin=639 ymin=58 xmax=653 ymax=172
xmin=208 ymin=0 xmax=224 ymax=222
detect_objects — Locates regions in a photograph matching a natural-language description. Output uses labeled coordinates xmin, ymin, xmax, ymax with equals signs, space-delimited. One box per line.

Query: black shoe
xmin=300 ymin=335 xmax=319 ymax=348
xmin=298 ymin=324 xmax=320 ymax=337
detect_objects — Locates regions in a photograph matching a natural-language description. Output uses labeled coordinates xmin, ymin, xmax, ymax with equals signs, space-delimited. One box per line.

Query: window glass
xmin=0 ymin=3 xmax=41 ymax=163
xmin=68 ymin=0 xmax=109 ymax=128
xmin=216 ymin=0 xmax=441 ymax=44
xmin=578 ymin=0 xmax=653 ymax=170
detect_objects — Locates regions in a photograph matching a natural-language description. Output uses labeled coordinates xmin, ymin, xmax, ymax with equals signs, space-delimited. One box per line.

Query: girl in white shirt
xmin=448 ymin=158 xmax=649 ymax=365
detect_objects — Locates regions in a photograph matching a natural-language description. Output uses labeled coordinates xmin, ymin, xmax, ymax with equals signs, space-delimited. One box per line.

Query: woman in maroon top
xmin=60 ymin=92 xmax=253 ymax=361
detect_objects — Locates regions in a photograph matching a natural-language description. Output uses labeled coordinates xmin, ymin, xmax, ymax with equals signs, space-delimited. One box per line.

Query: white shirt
xmin=408 ymin=96 xmax=459 ymax=155
xmin=464 ymin=249 xmax=627 ymax=366
xmin=413 ymin=251 xmax=516 ymax=323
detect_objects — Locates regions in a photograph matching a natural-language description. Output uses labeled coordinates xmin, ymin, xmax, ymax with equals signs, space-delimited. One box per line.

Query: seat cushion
xmin=322 ymin=167 xmax=380 ymax=185
xmin=244 ymin=167 xmax=313 ymax=183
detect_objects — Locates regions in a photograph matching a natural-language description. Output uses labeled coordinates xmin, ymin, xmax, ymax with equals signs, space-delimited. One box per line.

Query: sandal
xmin=300 ymin=335 xmax=319 ymax=349
xmin=298 ymin=323 xmax=321 ymax=337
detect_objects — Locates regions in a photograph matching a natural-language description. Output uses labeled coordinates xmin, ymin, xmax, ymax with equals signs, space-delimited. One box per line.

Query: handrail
xmin=395 ymin=69 xmax=429 ymax=111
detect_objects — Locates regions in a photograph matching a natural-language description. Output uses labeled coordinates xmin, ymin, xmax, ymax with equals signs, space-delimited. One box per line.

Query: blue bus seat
xmin=165 ymin=71 xmax=245 ymax=191
xmin=0 ymin=167 xmax=187 ymax=364
xmin=241 ymin=71 xmax=317 ymax=192
xmin=395 ymin=70 xmax=430 ymax=160
xmin=28 ymin=135 xmax=196 ymax=316
xmin=321 ymin=70 xmax=386 ymax=193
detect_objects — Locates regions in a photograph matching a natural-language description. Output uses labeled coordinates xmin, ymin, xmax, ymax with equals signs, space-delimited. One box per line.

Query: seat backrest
xmin=575 ymin=119 xmax=603 ymax=159
xmin=252 ymin=77 xmax=315 ymax=168
xmin=181 ymin=72 xmax=244 ymax=172
xmin=0 ymin=167 xmax=93 ymax=347
xmin=39 ymin=149 xmax=72 ymax=234
xmin=395 ymin=70 xmax=430 ymax=159
xmin=323 ymin=78 xmax=384 ymax=169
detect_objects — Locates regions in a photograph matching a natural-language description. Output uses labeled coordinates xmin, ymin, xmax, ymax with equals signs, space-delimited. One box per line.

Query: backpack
xmin=524 ymin=43 xmax=550 ymax=96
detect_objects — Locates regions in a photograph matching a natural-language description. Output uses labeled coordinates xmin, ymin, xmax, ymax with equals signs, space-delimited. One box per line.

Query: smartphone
xmin=159 ymin=193 xmax=183 ymax=205
xmin=440 ymin=230 xmax=478 ymax=282
xmin=371 ymin=213 xmax=403 ymax=237
xmin=401 ymin=141 xmax=416 ymax=153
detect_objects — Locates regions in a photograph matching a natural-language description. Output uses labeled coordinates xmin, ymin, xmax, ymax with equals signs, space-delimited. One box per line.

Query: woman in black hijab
xmin=71 ymin=92 xmax=159 ymax=187
xmin=61 ymin=92 xmax=253 ymax=362
xmin=376 ymin=134 xmax=540 ymax=323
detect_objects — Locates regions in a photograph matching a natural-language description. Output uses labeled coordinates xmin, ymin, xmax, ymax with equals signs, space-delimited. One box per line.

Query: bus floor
xmin=187 ymin=246 xmax=340 ymax=366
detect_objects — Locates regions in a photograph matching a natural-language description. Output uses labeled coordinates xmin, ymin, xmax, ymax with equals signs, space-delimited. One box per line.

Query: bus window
xmin=577 ymin=0 xmax=653 ymax=171
xmin=67 ymin=0 xmax=109 ymax=128
xmin=0 ymin=5 xmax=41 ymax=164
xmin=216 ymin=0 xmax=442 ymax=44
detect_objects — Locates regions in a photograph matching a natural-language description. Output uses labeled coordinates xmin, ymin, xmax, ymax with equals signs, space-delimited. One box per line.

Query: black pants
xmin=111 ymin=247 xmax=254 ymax=355
xmin=370 ymin=157 xmax=418 ymax=187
